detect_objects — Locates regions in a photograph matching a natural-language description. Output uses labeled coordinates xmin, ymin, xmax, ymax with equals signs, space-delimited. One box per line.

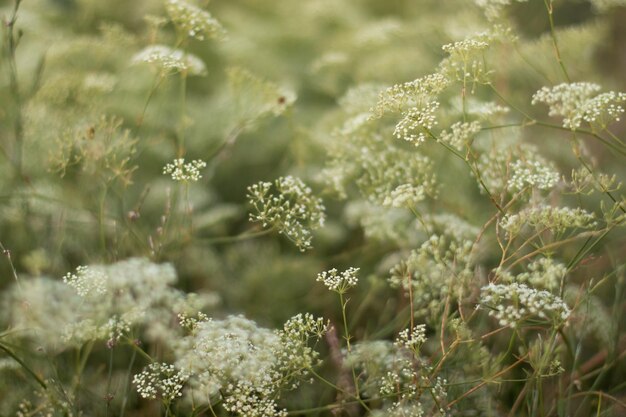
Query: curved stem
xmin=544 ymin=0 xmax=571 ymax=82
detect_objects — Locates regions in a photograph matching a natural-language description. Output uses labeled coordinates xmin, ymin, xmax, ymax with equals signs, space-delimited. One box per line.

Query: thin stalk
xmin=4 ymin=0 xmax=24 ymax=177
xmin=0 ymin=341 xmax=47 ymax=389
xmin=119 ymin=349 xmax=137 ymax=417
xmin=543 ymin=0 xmax=571 ymax=82
xmin=308 ymin=368 xmax=370 ymax=412
xmin=339 ymin=291 xmax=361 ymax=400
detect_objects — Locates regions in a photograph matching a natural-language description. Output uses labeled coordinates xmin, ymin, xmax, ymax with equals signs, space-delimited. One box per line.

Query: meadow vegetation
xmin=0 ymin=0 xmax=625 ymax=416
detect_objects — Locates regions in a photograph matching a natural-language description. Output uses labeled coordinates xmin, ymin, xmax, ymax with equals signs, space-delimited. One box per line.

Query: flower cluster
xmin=500 ymin=205 xmax=596 ymax=237
xmin=497 ymin=257 xmax=567 ymax=291
xmin=316 ymin=267 xmax=359 ymax=293
xmin=507 ymin=158 xmax=560 ymax=191
xmin=442 ymin=38 xmax=489 ymax=56
xmin=163 ymin=158 xmax=207 ymax=182
xmin=247 ymin=176 xmax=325 ymax=251
xmin=165 ymin=0 xmax=225 ymax=41
xmin=277 ymin=314 xmax=328 ymax=383
xmin=396 ymin=324 xmax=427 ymax=351
xmin=438 ymin=120 xmax=481 ymax=151
xmin=480 ymin=283 xmax=571 ymax=328
xmin=133 ymin=362 xmax=189 ymax=401
xmin=393 ymin=101 xmax=439 ymax=146
xmin=132 ymin=45 xmax=207 ymax=75
xmin=389 ymin=234 xmax=475 ymax=323
xmin=172 ymin=314 xmax=326 ymax=416
xmin=62 ymin=265 xmax=107 ymax=297
xmin=532 ymin=82 xmax=626 ymax=130
xmin=105 ymin=316 xmax=131 ymax=344
xmin=440 ymin=32 xmax=495 ymax=83
xmin=359 ymin=147 xmax=437 ymax=207
xmin=11 ymin=258 xmax=194 ymax=349
xmin=371 ymin=72 xmax=449 ymax=118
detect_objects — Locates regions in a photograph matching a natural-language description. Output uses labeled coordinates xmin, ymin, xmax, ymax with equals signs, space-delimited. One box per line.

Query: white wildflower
xmin=516 ymin=258 xmax=567 ymax=291
xmin=500 ymin=205 xmax=596 ymax=236
xmin=371 ymin=73 xmax=449 ymax=118
xmin=507 ymin=159 xmax=560 ymax=191
xmin=316 ymin=267 xmax=359 ymax=293
xmin=247 ymin=176 xmax=325 ymax=251
xmin=166 ymin=0 xmax=225 ymax=41
xmin=438 ymin=120 xmax=481 ymax=150
xmin=396 ymin=324 xmax=427 ymax=351
xmin=163 ymin=158 xmax=206 ymax=182
xmin=480 ymin=283 xmax=571 ymax=328
xmin=532 ymin=82 xmax=626 ymax=130
xmin=393 ymin=101 xmax=439 ymax=146
xmin=442 ymin=38 xmax=489 ymax=56
xmin=63 ymin=265 xmax=107 ymax=297
xmin=133 ymin=362 xmax=188 ymax=401
xmin=132 ymin=45 xmax=207 ymax=76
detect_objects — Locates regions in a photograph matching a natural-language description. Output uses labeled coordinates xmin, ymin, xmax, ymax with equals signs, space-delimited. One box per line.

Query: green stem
xmin=543 ymin=0 xmax=571 ymax=82
xmin=0 ymin=341 xmax=47 ymax=389
xmin=308 ymin=368 xmax=370 ymax=412
xmin=339 ymin=291 xmax=361 ymax=400
xmin=4 ymin=0 xmax=24 ymax=178
xmin=119 ymin=349 xmax=137 ymax=417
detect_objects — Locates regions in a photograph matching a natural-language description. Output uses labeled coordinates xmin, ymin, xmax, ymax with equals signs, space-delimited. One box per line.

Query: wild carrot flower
xmin=163 ymin=158 xmax=207 ymax=182
xmin=532 ymin=82 xmax=626 ymax=130
xmin=480 ymin=283 xmax=571 ymax=328
xmin=133 ymin=362 xmax=188 ymax=401
xmin=316 ymin=267 xmax=359 ymax=293
xmin=247 ymin=176 xmax=325 ymax=251
xmin=132 ymin=45 xmax=207 ymax=76
xmin=63 ymin=265 xmax=107 ymax=297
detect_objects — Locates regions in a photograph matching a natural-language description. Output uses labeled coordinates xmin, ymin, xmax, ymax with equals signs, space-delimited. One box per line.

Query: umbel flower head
xmin=163 ymin=158 xmax=207 ymax=182
xmin=132 ymin=45 xmax=207 ymax=76
xmin=480 ymin=283 xmax=571 ymax=328
xmin=172 ymin=314 xmax=327 ymax=417
xmin=247 ymin=176 xmax=325 ymax=251
xmin=316 ymin=267 xmax=359 ymax=293
xmin=532 ymin=82 xmax=626 ymax=130
xmin=166 ymin=0 xmax=225 ymax=41
xmin=133 ymin=362 xmax=189 ymax=401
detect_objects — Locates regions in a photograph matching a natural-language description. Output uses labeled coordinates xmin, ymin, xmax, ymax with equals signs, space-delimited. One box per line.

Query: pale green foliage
xmin=50 ymin=116 xmax=137 ymax=185
xmin=227 ymin=67 xmax=296 ymax=125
